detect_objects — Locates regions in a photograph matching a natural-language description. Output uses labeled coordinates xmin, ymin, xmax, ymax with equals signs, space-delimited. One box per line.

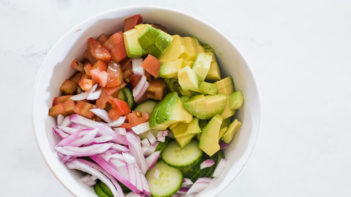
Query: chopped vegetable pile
xmin=49 ymin=14 xmax=244 ymax=197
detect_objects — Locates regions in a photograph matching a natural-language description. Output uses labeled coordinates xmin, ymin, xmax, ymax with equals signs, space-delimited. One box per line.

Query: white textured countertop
xmin=1 ymin=0 xmax=351 ymax=196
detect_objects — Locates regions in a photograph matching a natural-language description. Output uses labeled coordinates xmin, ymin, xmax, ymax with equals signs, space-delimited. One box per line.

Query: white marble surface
xmin=1 ymin=0 xmax=351 ymax=196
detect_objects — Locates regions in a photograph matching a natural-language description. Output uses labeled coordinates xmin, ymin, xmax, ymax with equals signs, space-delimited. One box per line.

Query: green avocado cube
xmin=222 ymin=119 xmax=242 ymax=143
xmin=199 ymin=114 xmax=223 ymax=156
xmin=178 ymin=66 xmax=199 ymax=91
xmin=138 ymin=25 xmax=160 ymax=49
xmin=199 ymin=81 xmax=217 ymax=95
xmin=192 ymin=52 xmax=213 ymax=81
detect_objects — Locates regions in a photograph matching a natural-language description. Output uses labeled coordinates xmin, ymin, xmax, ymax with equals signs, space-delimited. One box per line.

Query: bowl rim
xmin=32 ymin=5 xmax=261 ymax=196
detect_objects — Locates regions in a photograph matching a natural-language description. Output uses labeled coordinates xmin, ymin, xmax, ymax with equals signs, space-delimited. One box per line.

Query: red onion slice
xmin=80 ymin=175 xmax=97 ymax=186
xmin=57 ymin=114 xmax=64 ymax=126
xmin=186 ymin=177 xmax=212 ymax=195
xmin=61 ymin=116 xmax=71 ymax=127
xmin=122 ymin=152 xmax=137 ymax=164
xmin=200 ymin=159 xmax=215 ymax=170
xmin=177 ymin=187 xmax=189 ymax=195
xmin=125 ymin=192 xmax=144 ymax=197
xmin=132 ymin=122 xmax=150 ymax=135
xmin=57 ymin=128 xmax=98 ymax=147
xmin=70 ymin=92 xmax=89 ymax=101
xmin=57 ymin=126 xmax=79 ymax=134
xmin=182 ymin=178 xmax=193 ymax=188
xmin=108 ymin=116 xmax=126 ymax=127
xmin=142 ymin=142 xmax=158 ymax=157
xmin=213 ymin=158 xmax=227 ymax=177
xmin=145 ymin=151 xmax=160 ymax=170
xmin=90 ymin=108 xmax=111 ymax=123
xmin=87 ymin=88 xmax=102 ymax=100
xmin=157 ymin=136 xmax=165 ymax=142
xmin=53 ymin=127 xmax=69 ymax=138
xmin=132 ymin=58 xmax=144 ymax=75
xmin=140 ymin=172 xmax=151 ymax=195
xmin=66 ymin=159 xmax=124 ymax=197
xmin=132 ymin=75 xmax=149 ymax=102
xmin=146 ymin=132 xmax=156 ymax=145
xmin=126 ymin=132 xmax=148 ymax=174
xmin=141 ymin=138 xmax=150 ymax=147
xmin=55 ymin=143 xmax=113 ymax=157
xmin=114 ymin=128 xmax=127 ymax=136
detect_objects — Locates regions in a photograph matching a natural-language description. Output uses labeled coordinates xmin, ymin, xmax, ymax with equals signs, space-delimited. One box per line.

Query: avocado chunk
xmin=192 ymin=37 xmax=205 ymax=53
xmin=216 ymin=77 xmax=235 ymax=119
xmin=199 ymin=81 xmax=217 ymax=95
xmin=171 ymin=118 xmax=201 ymax=148
xmin=192 ymin=52 xmax=213 ymax=81
xmin=218 ymin=126 xmax=228 ymax=139
xmin=124 ymin=28 xmax=144 ymax=58
xmin=149 ymin=92 xmax=193 ymax=130
xmin=165 ymin=78 xmax=192 ymax=97
xmin=183 ymin=94 xmax=226 ymax=119
xmin=160 ymin=35 xmax=185 ymax=63
xmin=222 ymin=119 xmax=242 ymax=143
xmin=178 ymin=66 xmax=199 ymax=91
xmin=138 ymin=25 xmax=173 ymax=57
xmin=201 ymin=43 xmax=221 ymax=81
xmin=199 ymin=115 xmax=223 ymax=156
xmin=229 ymin=91 xmax=244 ymax=110
xmin=180 ymin=37 xmax=197 ymax=64
xmin=159 ymin=59 xmax=183 ymax=78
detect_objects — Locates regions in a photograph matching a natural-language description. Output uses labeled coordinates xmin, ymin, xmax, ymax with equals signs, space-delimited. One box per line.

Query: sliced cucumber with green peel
xmin=117 ymin=87 xmax=134 ymax=108
xmin=98 ymin=181 xmax=113 ymax=197
xmin=162 ymin=140 xmax=202 ymax=168
xmin=135 ymin=100 xmax=157 ymax=114
xmin=146 ymin=161 xmax=183 ymax=197
xmin=155 ymin=137 xmax=170 ymax=153
xmin=94 ymin=182 xmax=111 ymax=197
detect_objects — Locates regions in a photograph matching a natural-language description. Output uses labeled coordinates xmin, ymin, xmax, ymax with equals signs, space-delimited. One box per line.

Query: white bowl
xmin=33 ymin=6 xmax=260 ymax=197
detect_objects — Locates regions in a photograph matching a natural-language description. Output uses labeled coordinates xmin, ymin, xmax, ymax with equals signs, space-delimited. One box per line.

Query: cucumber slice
xmin=162 ymin=140 xmax=202 ymax=168
xmin=146 ymin=161 xmax=183 ymax=197
xmin=117 ymin=90 xmax=126 ymax=101
xmin=135 ymin=100 xmax=157 ymax=114
xmin=122 ymin=87 xmax=134 ymax=108
xmin=94 ymin=182 xmax=111 ymax=197
xmin=155 ymin=137 xmax=170 ymax=152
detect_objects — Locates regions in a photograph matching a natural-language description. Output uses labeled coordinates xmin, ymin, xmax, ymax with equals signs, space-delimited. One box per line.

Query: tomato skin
xmin=90 ymin=60 xmax=108 ymax=87
xmin=74 ymin=101 xmax=94 ymax=119
xmin=142 ymin=54 xmax=161 ymax=78
xmin=87 ymin=37 xmax=111 ymax=62
xmin=60 ymin=79 xmax=77 ymax=95
xmin=63 ymin=100 xmax=75 ymax=115
xmin=97 ymin=34 xmax=108 ymax=44
xmin=70 ymin=59 xmax=84 ymax=72
xmin=52 ymin=95 xmax=72 ymax=106
xmin=78 ymin=74 xmax=93 ymax=91
xmin=146 ymin=79 xmax=166 ymax=100
xmin=124 ymin=14 xmax=142 ymax=31
xmin=106 ymin=62 xmax=123 ymax=88
xmin=83 ymin=49 xmax=97 ymax=64
xmin=96 ymin=95 xmax=131 ymax=120
xmin=84 ymin=63 xmax=93 ymax=76
xmin=120 ymin=111 xmax=150 ymax=128
xmin=49 ymin=103 xmax=65 ymax=117
xmin=104 ymin=32 xmax=127 ymax=63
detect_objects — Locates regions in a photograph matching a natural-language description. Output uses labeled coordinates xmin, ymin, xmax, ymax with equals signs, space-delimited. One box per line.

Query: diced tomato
xmin=83 ymin=49 xmax=97 ymax=64
xmin=106 ymin=62 xmax=123 ymax=88
xmin=102 ymin=83 xmax=125 ymax=97
xmin=84 ymin=62 xmax=93 ymax=76
xmin=104 ymin=32 xmax=127 ymax=63
xmin=120 ymin=111 xmax=150 ymax=128
xmin=151 ymin=24 xmax=168 ymax=32
xmin=124 ymin=14 xmax=142 ymax=31
xmin=49 ymin=103 xmax=65 ymax=117
xmin=120 ymin=58 xmax=133 ymax=83
xmin=63 ymin=100 xmax=75 ymax=115
xmin=146 ymin=79 xmax=166 ymax=100
xmin=87 ymin=37 xmax=111 ymax=62
xmin=70 ymin=72 xmax=82 ymax=83
xmin=90 ymin=60 xmax=108 ymax=87
xmin=74 ymin=101 xmax=94 ymax=119
xmin=130 ymin=74 xmax=142 ymax=88
xmin=144 ymin=71 xmax=153 ymax=81
xmin=52 ymin=95 xmax=72 ymax=106
xmin=60 ymin=79 xmax=77 ymax=95
xmin=70 ymin=59 xmax=84 ymax=72
xmin=96 ymin=95 xmax=111 ymax=109
xmin=142 ymin=54 xmax=161 ymax=78
xmin=97 ymin=34 xmax=108 ymax=44
xmin=78 ymin=74 xmax=93 ymax=91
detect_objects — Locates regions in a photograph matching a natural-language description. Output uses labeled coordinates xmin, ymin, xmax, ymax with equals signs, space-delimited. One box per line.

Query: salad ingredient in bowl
xmin=48 ymin=13 xmax=244 ymax=197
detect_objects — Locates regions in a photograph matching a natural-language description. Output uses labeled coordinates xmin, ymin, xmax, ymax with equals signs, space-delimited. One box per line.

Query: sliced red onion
xmin=91 ymin=155 xmax=140 ymax=193
xmin=156 ymin=130 xmax=169 ymax=138
xmin=140 ymin=173 xmax=151 ymax=196
xmin=70 ymin=114 xmax=104 ymax=128
xmin=55 ymin=143 xmax=112 ymax=157
xmin=108 ymin=116 xmax=126 ymax=127
xmin=157 ymin=136 xmax=165 ymax=142
xmin=122 ymin=152 xmax=136 ymax=164
xmin=125 ymin=192 xmax=144 ymax=197
xmin=186 ymin=177 xmax=212 ymax=195
xmin=70 ymin=92 xmax=89 ymax=101
xmin=127 ymin=163 xmax=137 ymax=186
xmin=220 ymin=141 xmax=229 ymax=149
xmin=58 ymin=126 xmax=79 ymax=134
xmin=57 ymin=114 xmax=64 ymax=126
xmin=114 ymin=128 xmax=127 ymax=135
xmin=182 ymin=178 xmax=193 ymax=188
xmin=142 ymin=142 xmax=158 ymax=157
xmin=110 ymin=158 xmax=129 ymax=179
xmin=90 ymin=108 xmax=111 ymax=123
xmin=126 ymin=132 xmax=148 ymax=174
xmin=132 ymin=75 xmax=149 ymax=102
xmin=146 ymin=132 xmax=156 ymax=145
xmin=57 ymin=128 xmax=97 ymax=147
xmin=132 ymin=122 xmax=150 ymax=135
xmin=145 ymin=151 xmax=160 ymax=170
xmin=70 ymin=123 xmax=89 ymax=130
xmin=111 ymin=144 xmax=129 ymax=152
xmin=61 ymin=116 xmax=71 ymax=127
xmin=141 ymin=138 xmax=150 ymax=147
xmin=101 ymin=150 xmax=123 ymax=162
xmin=53 ymin=127 xmax=69 ymax=138
xmin=92 ymin=135 xmax=115 ymax=144
xmin=213 ymin=158 xmax=227 ymax=177
xmin=132 ymin=58 xmax=144 ymax=75
xmin=135 ymin=168 xmax=143 ymax=191
xmin=177 ymin=187 xmax=189 ymax=195
xmin=66 ymin=159 xmax=124 ymax=197
xmin=87 ymin=88 xmax=102 ymax=100
xmin=200 ymin=159 xmax=215 ymax=170
xmin=80 ymin=175 xmax=97 ymax=186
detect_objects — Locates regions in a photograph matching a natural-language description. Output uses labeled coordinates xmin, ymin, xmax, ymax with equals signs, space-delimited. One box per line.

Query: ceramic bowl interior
xmin=33 ymin=6 xmax=260 ymax=197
